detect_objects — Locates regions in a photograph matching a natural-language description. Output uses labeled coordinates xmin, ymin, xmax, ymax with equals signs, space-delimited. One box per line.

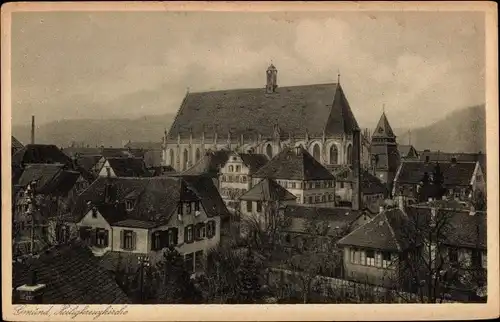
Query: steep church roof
xmin=253 ymin=146 xmax=334 ymax=181
xmin=372 ymin=112 xmax=396 ymax=139
xmin=168 ymin=82 xmax=359 ymax=140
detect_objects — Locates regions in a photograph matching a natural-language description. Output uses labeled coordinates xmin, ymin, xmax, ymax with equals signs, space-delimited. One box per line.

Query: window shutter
xmin=131 ymin=231 xmax=137 ymax=250
xmin=160 ymin=230 xmax=167 ymax=249
xmin=195 ymin=223 xmax=201 ymax=241
xmin=91 ymin=229 xmax=97 ymax=246
xmin=172 ymin=228 xmax=178 ymax=245
xmin=120 ymin=230 xmax=125 ymax=249
xmin=104 ymin=230 xmax=109 ymax=247
xmin=184 ymin=226 xmax=189 ymax=244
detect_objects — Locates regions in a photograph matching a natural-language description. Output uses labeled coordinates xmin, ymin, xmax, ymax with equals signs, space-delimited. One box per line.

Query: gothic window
xmin=312 ymin=144 xmax=321 ymax=162
xmin=346 ymin=145 xmax=353 ymax=164
xmin=182 ymin=149 xmax=189 ymax=171
xmin=329 ymin=145 xmax=338 ymax=164
xmin=195 ymin=148 xmax=201 ymax=162
xmin=266 ymin=144 xmax=273 ymax=159
xmin=169 ymin=149 xmax=174 ymax=166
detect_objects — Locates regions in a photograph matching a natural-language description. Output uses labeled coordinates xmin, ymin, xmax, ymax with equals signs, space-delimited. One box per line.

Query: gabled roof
xmin=180 ymin=150 xmax=231 ymax=177
xmin=148 ymin=165 xmax=177 ymax=177
xmin=124 ymin=141 xmax=162 ymax=150
xmin=394 ymin=160 xmax=477 ymax=187
xmin=12 ymin=241 xmax=130 ymax=304
xmin=62 ymin=147 xmax=145 ymax=158
xmin=398 ymin=144 xmax=418 ymax=158
xmin=372 ymin=112 xmax=395 ymax=139
xmin=168 ymin=83 xmax=359 ymax=140
xmin=333 ymin=167 xmax=387 ymax=195
xmin=405 ymin=204 xmax=486 ymax=250
xmin=75 ymin=155 xmax=102 ymax=172
xmin=419 ymin=151 xmax=486 ymax=178
xmin=12 ymin=136 xmax=24 ymax=151
xmin=15 ymin=164 xmax=81 ymax=196
xmin=239 ymin=178 xmax=296 ymax=202
xmin=72 ymin=176 xmax=229 ymax=227
xmin=253 ymin=146 xmax=334 ymax=181
xmin=282 ymin=205 xmax=373 ymax=237
xmin=12 ymin=144 xmax=73 ymax=167
xmin=238 ymin=153 xmax=269 ymax=174
xmin=106 ymin=157 xmax=150 ymax=177
xmin=337 ymin=208 xmax=410 ymax=252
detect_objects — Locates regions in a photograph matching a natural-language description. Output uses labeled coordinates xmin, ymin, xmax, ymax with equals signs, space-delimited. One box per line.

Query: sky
xmin=11 ymin=10 xmax=485 ymax=129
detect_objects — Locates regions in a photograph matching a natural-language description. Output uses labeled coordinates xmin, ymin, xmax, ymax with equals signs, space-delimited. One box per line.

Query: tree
xmin=155 ymin=247 xmax=202 ymax=304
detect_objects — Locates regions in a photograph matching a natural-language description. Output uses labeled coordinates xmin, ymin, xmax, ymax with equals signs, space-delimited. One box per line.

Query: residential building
xmin=392 ymin=159 xmax=485 ymax=205
xmin=13 ymin=241 xmax=130 ymax=304
xmin=332 ymin=166 xmax=387 ymax=212
xmin=163 ymin=64 xmax=371 ymax=172
xmin=239 ymin=177 xmax=297 ymax=233
xmin=124 ymin=140 xmax=163 ymax=167
xmin=337 ymin=203 xmax=486 ymax=301
xmin=97 ymin=157 xmax=150 ymax=177
xmin=251 ymin=146 xmax=336 ymax=206
xmin=418 ymin=150 xmax=486 ymax=182
xmin=219 ymin=151 xmax=269 ymax=210
xmin=369 ymin=112 xmax=401 ymax=188
xmin=66 ymin=175 xmax=229 ymax=275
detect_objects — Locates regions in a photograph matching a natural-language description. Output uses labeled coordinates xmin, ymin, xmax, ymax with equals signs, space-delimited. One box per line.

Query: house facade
xmin=219 ymin=152 xmax=268 ymax=210
xmin=252 ymin=146 xmax=337 ymax=206
xmin=66 ymin=176 xmax=229 ymax=274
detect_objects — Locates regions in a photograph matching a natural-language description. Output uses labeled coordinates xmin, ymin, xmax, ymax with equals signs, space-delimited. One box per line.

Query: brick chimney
xmin=352 ymin=128 xmax=362 ymax=211
xmin=16 ymin=270 xmax=46 ymax=304
xmin=30 ymin=115 xmax=35 ymax=144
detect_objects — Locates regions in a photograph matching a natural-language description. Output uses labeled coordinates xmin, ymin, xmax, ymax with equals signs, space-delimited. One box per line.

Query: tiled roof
xmin=394 ymin=161 xmax=477 ymax=187
xmin=112 ymin=219 xmax=158 ymax=229
xmin=405 ymin=205 xmax=486 ymax=249
xmin=168 ymin=83 xmax=359 ymax=140
xmin=143 ymin=149 xmax=163 ymax=167
xmin=124 ymin=141 xmax=162 ymax=150
xmin=72 ymin=176 xmax=228 ymax=227
xmin=16 ymin=164 xmax=81 ymax=196
xmin=372 ymin=112 xmax=395 ymax=138
xmin=397 ymin=144 xmax=419 ymax=158
xmin=282 ymin=205 xmax=372 ymax=237
xmin=12 ymin=144 xmax=73 ymax=167
xmin=239 ymin=153 xmax=269 ymax=174
xmin=239 ymin=178 xmax=296 ymax=202
xmin=75 ymin=155 xmax=102 ymax=172
xmin=419 ymin=151 xmax=486 ymax=178
xmin=332 ymin=167 xmax=387 ymax=195
xmin=106 ymin=157 xmax=150 ymax=177
xmin=337 ymin=208 xmax=410 ymax=252
xmin=12 ymin=241 xmax=130 ymax=304
xmin=253 ymin=146 xmax=334 ymax=181
xmin=12 ymin=136 xmax=24 ymax=151
xmin=62 ymin=147 xmax=146 ymax=158
xmin=180 ymin=150 xmax=230 ymax=177
xmin=148 ymin=165 xmax=177 ymax=177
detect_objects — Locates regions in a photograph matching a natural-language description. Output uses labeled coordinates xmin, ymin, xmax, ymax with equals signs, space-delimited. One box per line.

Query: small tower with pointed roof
xmin=266 ymin=63 xmax=278 ymax=94
xmin=370 ymin=109 xmax=400 ymax=189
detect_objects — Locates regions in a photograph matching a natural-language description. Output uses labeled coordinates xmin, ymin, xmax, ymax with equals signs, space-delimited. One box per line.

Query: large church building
xmin=162 ymin=64 xmax=372 ymax=171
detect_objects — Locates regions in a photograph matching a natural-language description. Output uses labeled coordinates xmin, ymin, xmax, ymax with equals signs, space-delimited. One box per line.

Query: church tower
xmin=370 ymin=111 xmax=401 ymax=191
xmin=266 ymin=64 xmax=278 ymax=94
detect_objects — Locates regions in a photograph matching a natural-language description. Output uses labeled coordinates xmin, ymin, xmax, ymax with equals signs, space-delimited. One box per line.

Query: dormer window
xmin=125 ymin=199 xmax=135 ymax=211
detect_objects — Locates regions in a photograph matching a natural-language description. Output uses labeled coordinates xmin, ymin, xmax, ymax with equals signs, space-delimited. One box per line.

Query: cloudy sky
xmin=11 ymin=10 xmax=485 ymax=129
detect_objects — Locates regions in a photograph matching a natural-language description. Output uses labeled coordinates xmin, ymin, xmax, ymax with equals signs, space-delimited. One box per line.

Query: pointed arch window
xmin=313 ymin=144 xmax=321 ymax=162
xmin=329 ymin=145 xmax=338 ymax=164
xmin=266 ymin=144 xmax=273 ymax=159
xmin=169 ymin=149 xmax=174 ymax=166
xmin=346 ymin=145 xmax=353 ymax=164
xmin=195 ymin=148 xmax=201 ymax=162
xmin=182 ymin=149 xmax=189 ymax=170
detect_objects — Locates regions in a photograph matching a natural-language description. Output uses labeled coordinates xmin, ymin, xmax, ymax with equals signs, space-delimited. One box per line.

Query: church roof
xmin=253 ymin=146 xmax=334 ymax=181
xmin=372 ymin=112 xmax=395 ymax=139
xmin=168 ymin=83 xmax=359 ymax=140
xmin=12 ymin=136 xmax=24 ymax=151
xmin=239 ymin=178 xmax=296 ymax=202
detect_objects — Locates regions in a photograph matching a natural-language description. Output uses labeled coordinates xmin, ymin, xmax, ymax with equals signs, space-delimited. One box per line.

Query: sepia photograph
xmin=2 ymin=1 xmax=498 ymax=321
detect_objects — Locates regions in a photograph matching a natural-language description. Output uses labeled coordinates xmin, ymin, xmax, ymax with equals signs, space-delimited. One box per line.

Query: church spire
xmin=372 ymin=108 xmax=395 ymax=139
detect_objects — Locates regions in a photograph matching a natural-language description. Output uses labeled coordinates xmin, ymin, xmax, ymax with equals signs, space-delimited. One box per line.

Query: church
xmin=162 ymin=64 xmax=374 ymax=172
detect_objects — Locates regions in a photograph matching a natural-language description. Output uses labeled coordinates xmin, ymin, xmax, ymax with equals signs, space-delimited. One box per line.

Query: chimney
xmin=16 ymin=271 xmax=46 ymax=304
xmin=30 ymin=115 xmax=35 ymax=144
xmin=351 ymin=128 xmax=362 ymax=211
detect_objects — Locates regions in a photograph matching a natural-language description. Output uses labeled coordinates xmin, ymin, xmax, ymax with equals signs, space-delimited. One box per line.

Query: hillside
xmin=13 ymin=113 xmax=175 ymax=148
xmin=396 ymin=104 xmax=486 ymax=153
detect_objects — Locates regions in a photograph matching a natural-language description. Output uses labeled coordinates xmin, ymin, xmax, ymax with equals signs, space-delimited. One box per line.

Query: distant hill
xmin=13 ymin=113 xmax=175 ymax=148
xmin=395 ymin=104 xmax=485 ymax=153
